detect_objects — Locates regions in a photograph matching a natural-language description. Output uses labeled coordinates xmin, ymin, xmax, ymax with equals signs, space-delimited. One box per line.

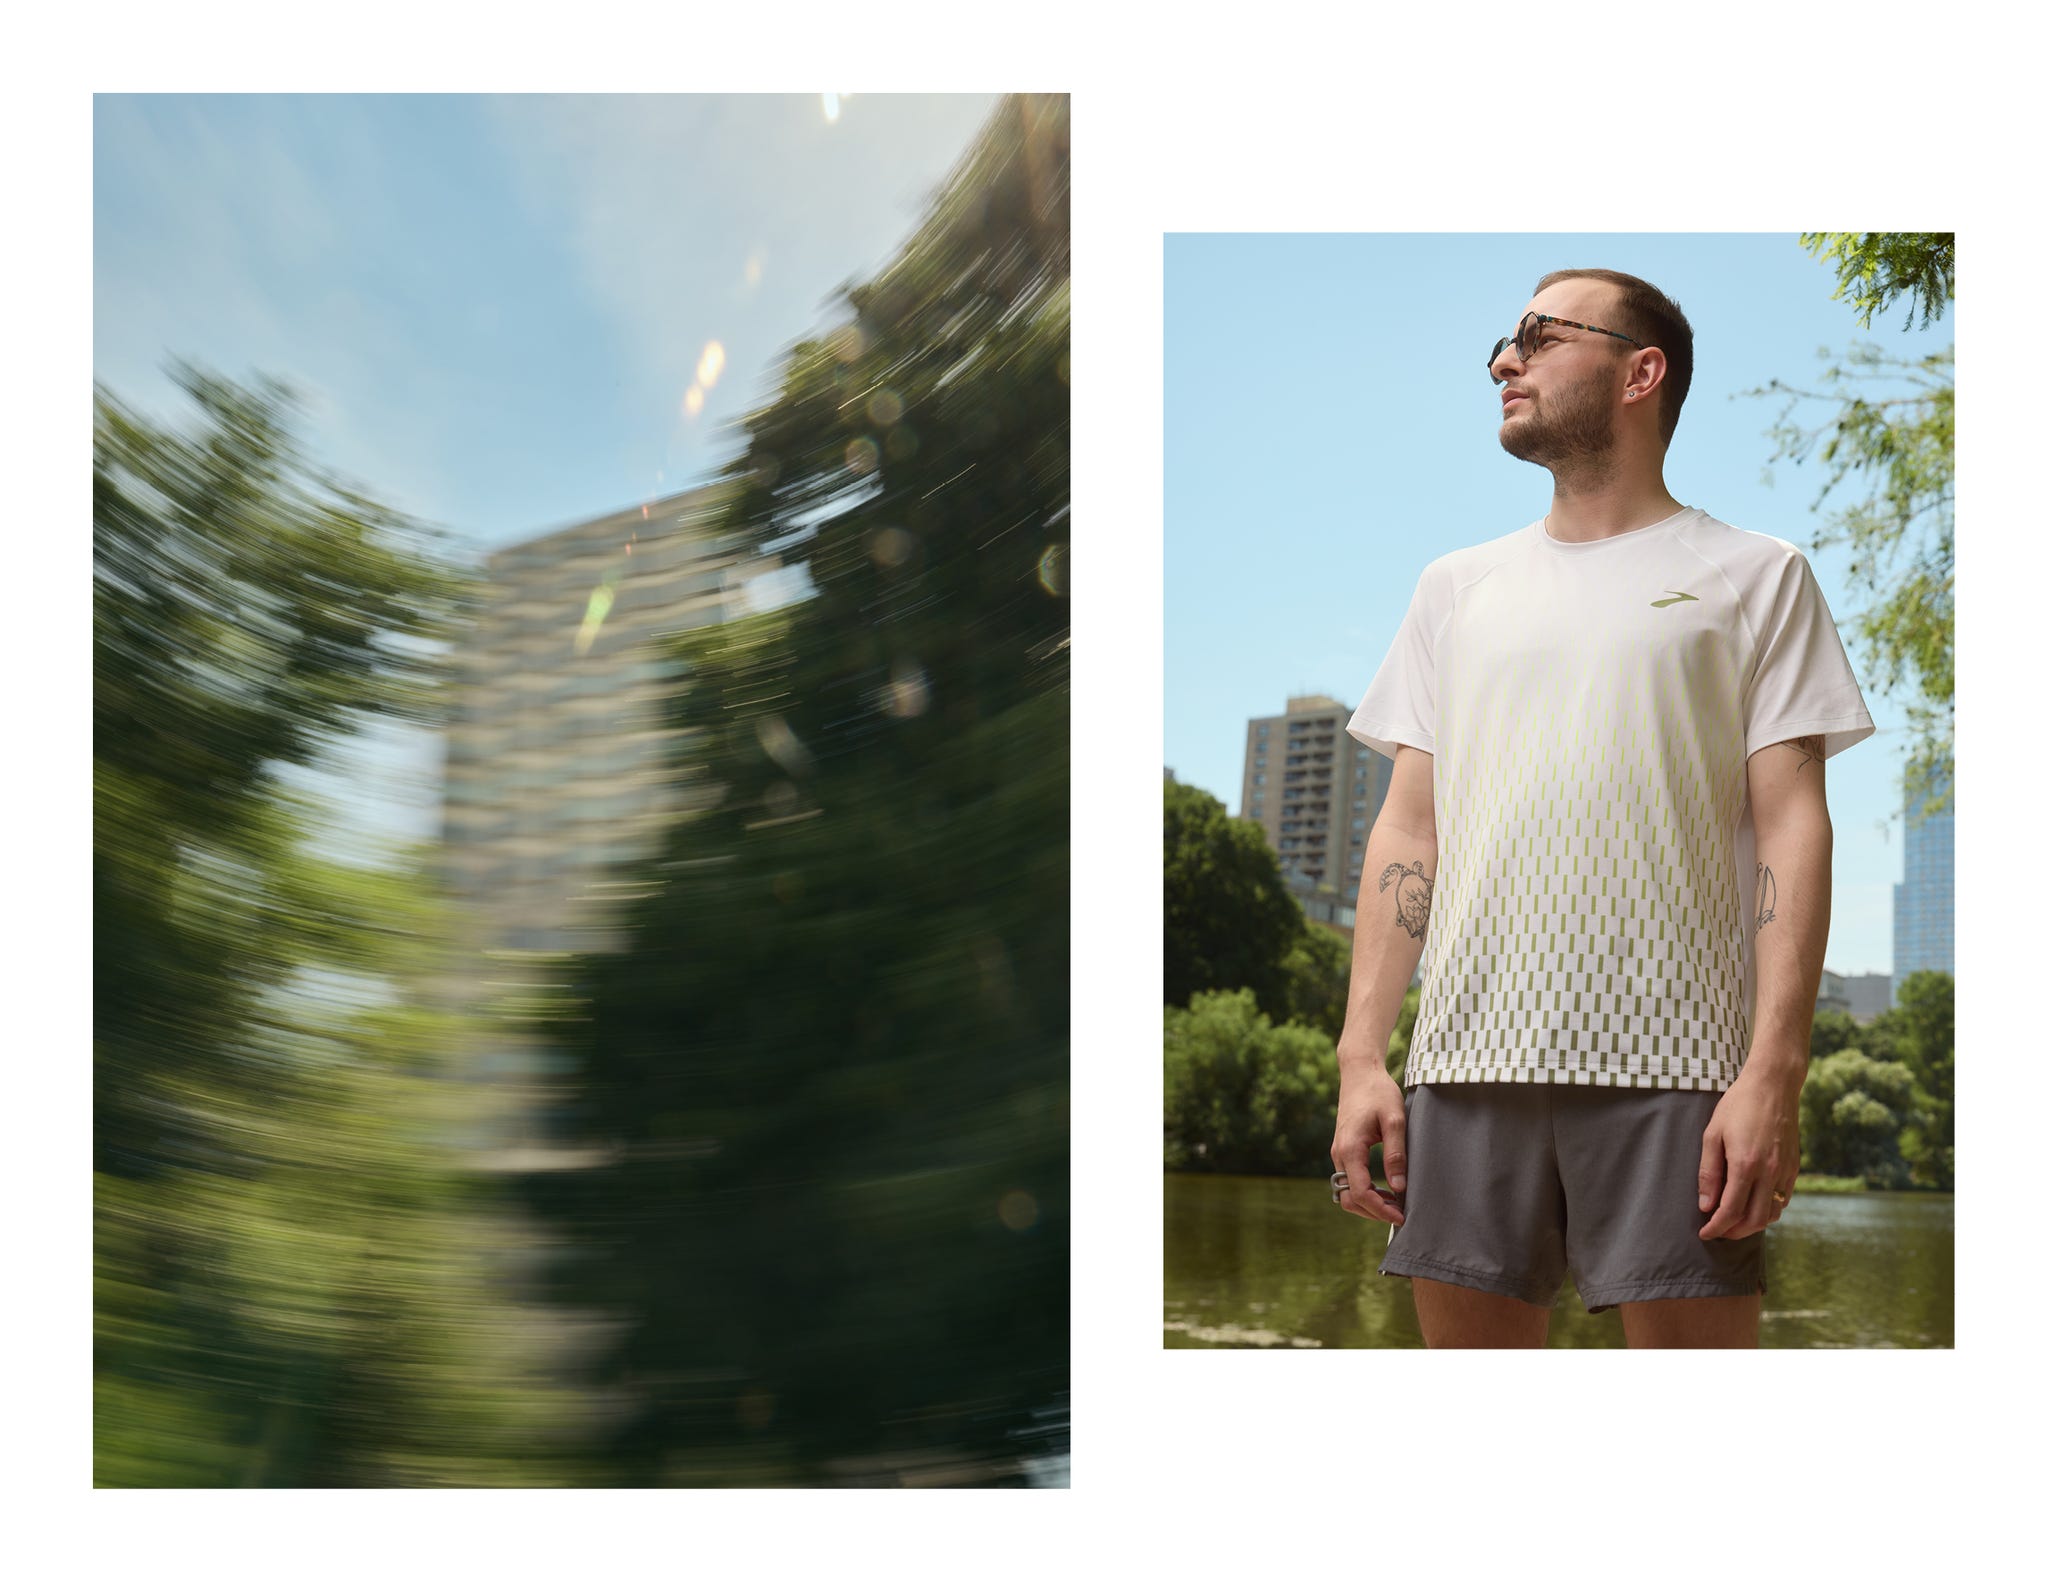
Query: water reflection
xmin=1164 ymin=1175 xmax=1953 ymax=1350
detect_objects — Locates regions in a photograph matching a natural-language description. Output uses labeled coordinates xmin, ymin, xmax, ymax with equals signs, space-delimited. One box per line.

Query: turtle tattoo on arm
xmin=1380 ymin=860 xmax=1433 ymax=940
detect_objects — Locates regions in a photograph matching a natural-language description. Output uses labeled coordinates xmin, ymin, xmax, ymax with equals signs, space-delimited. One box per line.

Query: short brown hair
xmin=1534 ymin=268 xmax=1693 ymax=449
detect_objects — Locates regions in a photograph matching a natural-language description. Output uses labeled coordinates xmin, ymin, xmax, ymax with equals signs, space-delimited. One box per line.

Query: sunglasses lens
xmin=1487 ymin=337 xmax=1509 ymax=381
xmin=1517 ymin=313 xmax=1541 ymax=360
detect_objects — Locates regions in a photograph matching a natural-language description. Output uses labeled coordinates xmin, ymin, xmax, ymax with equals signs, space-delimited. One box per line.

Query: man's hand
xmin=1698 ymin=1065 xmax=1803 ymax=1240
xmin=1332 ymin=1064 xmax=1407 ymax=1225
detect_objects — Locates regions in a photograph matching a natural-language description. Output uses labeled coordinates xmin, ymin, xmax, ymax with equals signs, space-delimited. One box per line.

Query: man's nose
xmin=1490 ymin=342 xmax=1524 ymax=385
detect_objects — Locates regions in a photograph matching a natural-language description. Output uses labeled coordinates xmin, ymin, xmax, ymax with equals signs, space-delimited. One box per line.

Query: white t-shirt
xmin=1348 ymin=506 xmax=1875 ymax=1090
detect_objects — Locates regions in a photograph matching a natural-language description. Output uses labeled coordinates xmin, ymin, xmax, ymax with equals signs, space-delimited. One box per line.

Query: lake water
xmin=1164 ymin=1173 xmax=1953 ymax=1349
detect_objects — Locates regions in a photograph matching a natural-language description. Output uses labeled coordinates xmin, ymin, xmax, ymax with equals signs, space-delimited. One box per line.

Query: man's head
xmin=1490 ymin=269 xmax=1693 ymax=470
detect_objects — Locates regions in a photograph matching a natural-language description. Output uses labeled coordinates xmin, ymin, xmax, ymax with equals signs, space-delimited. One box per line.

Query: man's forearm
xmin=1746 ymin=803 xmax=1833 ymax=1083
xmin=1335 ymin=815 xmax=1435 ymax=1070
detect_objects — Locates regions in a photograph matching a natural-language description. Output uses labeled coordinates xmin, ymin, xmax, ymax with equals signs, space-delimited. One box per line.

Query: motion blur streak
xmin=94 ymin=93 xmax=1070 ymax=1488
xmin=512 ymin=92 xmax=1070 ymax=1487
xmin=95 ymin=368 xmax=588 ymax=1485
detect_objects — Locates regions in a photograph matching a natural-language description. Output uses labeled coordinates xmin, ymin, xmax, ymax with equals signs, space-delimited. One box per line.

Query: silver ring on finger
xmin=1330 ymin=1169 xmax=1348 ymax=1204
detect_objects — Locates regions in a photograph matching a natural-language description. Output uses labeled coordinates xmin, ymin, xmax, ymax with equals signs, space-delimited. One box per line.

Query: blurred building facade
xmin=438 ymin=485 xmax=771 ymax=1160
xmin=1839 ymin=972 xmax=1892 ymax=1024
xmin=1240 ymin=694 xmax=1389 ymax=898
xmin=1892 ymin=773 xmax=1954 ymax=1004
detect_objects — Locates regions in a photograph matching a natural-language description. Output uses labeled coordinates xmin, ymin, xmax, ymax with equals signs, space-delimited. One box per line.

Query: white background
xmin=18 ymin=3 xmax=2028 ymax=1574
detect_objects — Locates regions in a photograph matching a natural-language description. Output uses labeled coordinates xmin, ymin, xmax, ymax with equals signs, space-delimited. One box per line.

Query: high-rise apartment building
xmin=1892 ymin=772 xmax=1955 ymax=1002
xmin=1240 ymin=694 xmax=1390 ymax=898
xmin=438 ymin=485 xmax=773 ymax=1157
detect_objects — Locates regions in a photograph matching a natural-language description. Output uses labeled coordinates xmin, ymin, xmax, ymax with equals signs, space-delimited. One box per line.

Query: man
xmin=1331 ymin=269 xmax=1874 ymax=1348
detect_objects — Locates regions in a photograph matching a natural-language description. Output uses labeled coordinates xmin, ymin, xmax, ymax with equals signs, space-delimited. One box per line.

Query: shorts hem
xmin=1379 ymin=1250 xmax=1559 ymax=1309
xmin=1576 ymin=1274 xmax=1767 ymax=1315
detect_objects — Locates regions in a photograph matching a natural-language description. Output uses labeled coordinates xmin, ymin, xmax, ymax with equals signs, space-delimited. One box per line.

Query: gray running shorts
xmin=1378 ymin=1080 xmax=1766 ymax=1313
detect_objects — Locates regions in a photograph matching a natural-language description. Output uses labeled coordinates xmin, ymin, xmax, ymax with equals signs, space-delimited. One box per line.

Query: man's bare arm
xmin=1330 ymin=744 xmax=1435 ymax=1225
xmin=1335 ymin=744 xmax=1436 ymax=1072
xmin=1698 ymin=732 xmax=1832 ymax=1240
xmin=1744 ymin=732 xmax=1834 ymax=1082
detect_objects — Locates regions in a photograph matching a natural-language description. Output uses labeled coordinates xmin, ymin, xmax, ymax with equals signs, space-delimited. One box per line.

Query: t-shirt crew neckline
xmin=1536 ymin=503 xmax=1702 ymax=552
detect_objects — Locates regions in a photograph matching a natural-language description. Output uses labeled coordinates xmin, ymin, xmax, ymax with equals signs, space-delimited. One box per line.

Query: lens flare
xmin=865 ymin=526 xmax=915 ymax=568
xmin=1035 ymin=544 xmax=1067 ymax=597
xmin=697 ymin=341 xmax=726 ymax=390
xmin=822 ymin=94 xmax=841 ymax=123
xmin=844 ymin=436 xmax=879 ymax=476
xmin=684 ymin=385 xmax=705 ymax=419
xmin=886 ymin=660 xmax=929 ymax=718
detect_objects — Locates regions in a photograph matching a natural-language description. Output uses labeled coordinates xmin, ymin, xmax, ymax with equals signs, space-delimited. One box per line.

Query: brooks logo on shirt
xmin=1650 ymin=589 xmax=1699 ymax=607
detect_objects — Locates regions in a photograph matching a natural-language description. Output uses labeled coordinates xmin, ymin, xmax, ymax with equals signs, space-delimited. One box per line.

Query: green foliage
xmin=1281 ymin=924 xmax=1352 ymax=1040
xmin=1164 ymin=991 xmax=1340 ymax=1176
xmin=1787 ymin=1174 xmax=1868 ymax=1194
xmin=1887 ymin=971 xmax=1954 ymax=1189
xmin=94 ymin=372 xmax=569 ymax=1484
xmin=1808 ymin=973 xmax=1955 ymax=1189
xmin=1808 ymin=1008 xmax=1864 ymax=1062
xmin=1799 ymin=233 xmax=1954 ymax=331
xmin=513 ymin=95 xmax=1070 ymax=1486
xmin=1887 ymin=971 xmax=1954 ymax=1103
xmin=1799 ymin=1049 xmax=1921 ymax=1188
xmin=1745 ymin=234 xmax=1954 ymax=819
xmin=1164 ymin=779 xmax=1306 ymax=1020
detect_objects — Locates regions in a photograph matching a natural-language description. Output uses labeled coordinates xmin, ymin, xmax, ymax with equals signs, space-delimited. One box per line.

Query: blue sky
xmin=95 ymin=93 xmax=999 ymax=850
xmin=1165 ymin=234 xmax=1954 ymax=977
xmin=96 ymin=94 xmax=998 ymax=546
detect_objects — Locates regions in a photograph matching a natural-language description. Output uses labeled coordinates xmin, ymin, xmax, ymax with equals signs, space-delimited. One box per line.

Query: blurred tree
xmin=1744 ymin=233 xmax=1954 ymax=818
xmin=515 ymin=94 xmax=1070 ymax=1487
xmin=95 ymin=372 xmax=568 ymax=1485
xmin=1799 ymin=1048 xmax=1922 ymax=1188
xmin=1165 ymin=780 xmax=1305 ymax=1021
xmin=1886 ymin=970 xmax=1954 ymax=1104
xmin=1886 ymin=970 xmax=1954 ymax=1190
xmin=1808 ymin=1008 xmax=1865 ymax=1062
xmin=1281 ymin=924 xmax=1353 ymax=1040
xmin=1164 ymin=990 xmax=1339 ymax=1176
xmin=94 ymin=364 xmax=462 ymax=1177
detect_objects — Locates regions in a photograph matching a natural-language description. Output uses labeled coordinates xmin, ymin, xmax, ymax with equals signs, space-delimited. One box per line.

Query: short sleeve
xmin=1347 ymin=559 xmax=1446 ymax=761
xmin=1744 ymin=547 xmax=1876 ymax=760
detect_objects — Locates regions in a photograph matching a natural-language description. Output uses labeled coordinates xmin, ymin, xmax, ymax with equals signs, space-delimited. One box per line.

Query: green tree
xmin=95 ymin=371 xmax=564 ymax=1484
xmin=1164 ymin=990 xmax=1340 ymax=1176
xmin=514 ymin=94 xmax=1070 ymax=1487
xmin=1165 ymin=779 xmax=1306 ymax=1020
xmin=1800 ymin=232 xmax=1954 ymax=332
xmin=95 ymin=365 xmax=464 ymax=1177
xmin=1808 ymin=1008 xmax=1865 ymax=1062
xmin=1886 ymin=970 xmax=1954 ymax=1189
xmin=1886 ymin=970 xmax=1954 ymax=1104
xmin=1745 ymin=233 xmax=1954 ymax=818
xmin=1281 ymin=923 xmax=1352 ymax=1039
xmin=1799 ymin=1048 xmax=1921 ymax=1188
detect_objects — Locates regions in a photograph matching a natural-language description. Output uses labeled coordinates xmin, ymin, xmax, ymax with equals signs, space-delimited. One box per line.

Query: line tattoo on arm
xmin=1789 ymin=734 xmax=1825 ymax=774
xmin=1380 ymin=860 xmax=1433 ymax=940
xmin=1755 ymin=862 xmax=1777 ymax=932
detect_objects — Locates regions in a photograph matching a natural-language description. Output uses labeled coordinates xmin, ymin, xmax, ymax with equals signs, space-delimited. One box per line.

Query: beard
xmin=1498 ymin=369 xmax=1619 ymax=479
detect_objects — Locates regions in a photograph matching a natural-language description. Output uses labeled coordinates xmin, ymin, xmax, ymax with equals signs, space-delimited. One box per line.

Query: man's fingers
xmin=1697 ymin=1129 xmax=1726 ymax=1215
xmin=1381 ymin=1112 xmax=1408 ymax=1194
xmin=1334 ymin=1144 xmax=1404 ymax=1226
xmin=1700 ymin=1156 xmax=1757 ymax=1241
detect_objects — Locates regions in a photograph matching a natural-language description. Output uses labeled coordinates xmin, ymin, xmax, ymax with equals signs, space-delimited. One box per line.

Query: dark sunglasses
xmin=1488 ymin=311 xmax=1644 ymax=385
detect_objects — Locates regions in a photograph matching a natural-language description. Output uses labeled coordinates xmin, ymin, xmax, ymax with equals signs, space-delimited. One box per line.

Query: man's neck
xmin=1543 ymin=458 xmax=1685 ymax=544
